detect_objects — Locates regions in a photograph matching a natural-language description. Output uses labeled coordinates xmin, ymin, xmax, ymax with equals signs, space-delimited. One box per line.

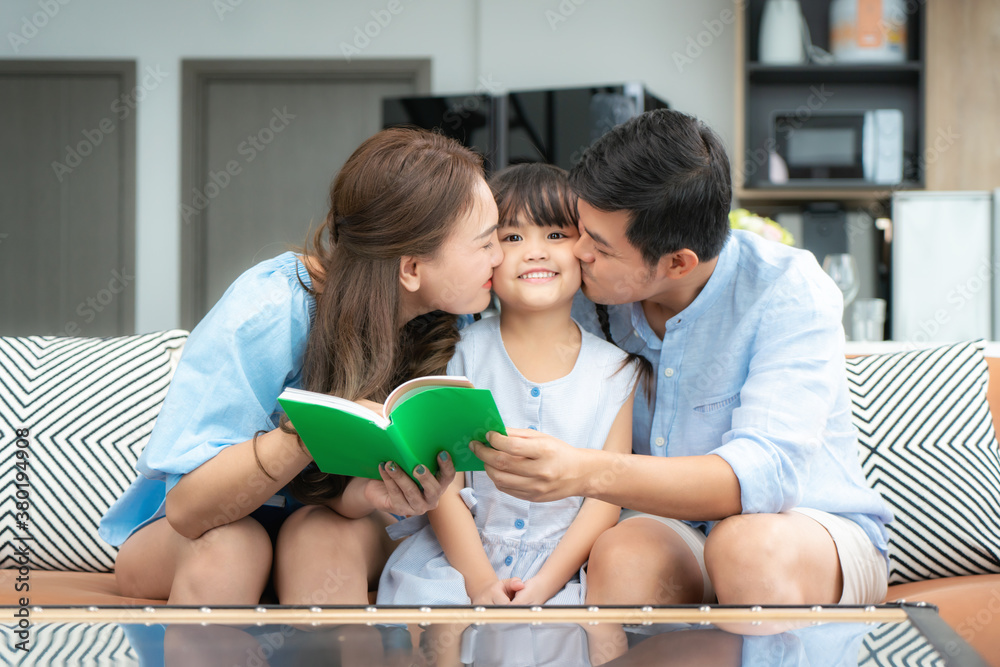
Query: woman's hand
xmin=362 ymin=452 xmax=457 ymax=516
xmin=469 ymin=428 xmax=594 ymax=502
xmin=470 ymin=577 xmax=525 ymax=605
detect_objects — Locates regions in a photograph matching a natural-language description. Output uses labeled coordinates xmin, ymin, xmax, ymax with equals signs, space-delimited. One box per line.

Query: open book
xmin=277 ymin=376 xmax=506 ymax=480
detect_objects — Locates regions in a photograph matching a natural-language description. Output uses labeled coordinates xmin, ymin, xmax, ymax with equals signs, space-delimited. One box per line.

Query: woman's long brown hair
xmin=280 ymin=127 xmax=485 ymax=503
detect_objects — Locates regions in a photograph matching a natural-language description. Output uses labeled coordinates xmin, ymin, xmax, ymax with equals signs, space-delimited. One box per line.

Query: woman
xmin=99 ymin=127 xmax=503 ymax=604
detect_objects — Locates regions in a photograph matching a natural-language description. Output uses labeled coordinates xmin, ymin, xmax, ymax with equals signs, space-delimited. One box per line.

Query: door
xmin=181 ymin=60 xmax=430 ymax=328
xmin=0 ymin=61 xmax=136 ymax=337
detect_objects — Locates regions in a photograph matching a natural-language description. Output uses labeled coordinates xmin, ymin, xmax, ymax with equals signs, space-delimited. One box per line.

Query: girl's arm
xmin=511 ymin=390 xmax=634 ymax=605
xmin=429 ymin=474 xmax=521 ymax=604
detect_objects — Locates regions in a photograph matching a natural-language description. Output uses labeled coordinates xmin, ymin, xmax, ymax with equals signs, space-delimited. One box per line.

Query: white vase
xmin=759 ymin=0 xmax=806 ymax=64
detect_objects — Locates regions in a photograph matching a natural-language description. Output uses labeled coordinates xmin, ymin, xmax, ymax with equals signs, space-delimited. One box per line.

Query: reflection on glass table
xmin=0 ymin=604 xmax=988 ymax=667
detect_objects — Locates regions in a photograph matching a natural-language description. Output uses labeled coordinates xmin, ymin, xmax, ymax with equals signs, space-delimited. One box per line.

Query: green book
xmin=277 ymin=376 xmax=506 ymax=480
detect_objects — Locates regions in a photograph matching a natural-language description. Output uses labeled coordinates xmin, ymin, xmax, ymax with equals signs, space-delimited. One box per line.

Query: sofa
xmin=1 ymin=332 xmax=998 ymax=663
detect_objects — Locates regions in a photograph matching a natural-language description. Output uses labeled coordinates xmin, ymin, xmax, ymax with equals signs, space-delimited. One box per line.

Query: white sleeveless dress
xmin=377 ymin=317 xmax=636 ymax=605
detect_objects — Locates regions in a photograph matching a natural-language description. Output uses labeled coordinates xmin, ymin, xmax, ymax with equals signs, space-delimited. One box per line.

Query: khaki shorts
xmin=618 ymin=507 xmax=888 ymax=605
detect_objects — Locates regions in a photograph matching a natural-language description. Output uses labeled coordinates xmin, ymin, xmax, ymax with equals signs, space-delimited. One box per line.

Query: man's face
xmin=573 ymin=199 xmax=659 ymax=305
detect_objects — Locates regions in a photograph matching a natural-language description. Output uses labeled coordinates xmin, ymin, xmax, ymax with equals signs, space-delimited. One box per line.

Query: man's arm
xmin=471 ymin=431 xmax=742 ymax=521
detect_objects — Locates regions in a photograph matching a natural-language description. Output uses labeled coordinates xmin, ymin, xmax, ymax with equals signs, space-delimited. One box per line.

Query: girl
xmin=99 ymin=127 xmax=504 ymax=604
xmin=377 ymin=163 xmax=639 ymax=605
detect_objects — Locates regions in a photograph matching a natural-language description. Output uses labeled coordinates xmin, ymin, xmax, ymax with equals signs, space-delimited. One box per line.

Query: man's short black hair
xmin=569 ymin=109 xmax=732 ymax=265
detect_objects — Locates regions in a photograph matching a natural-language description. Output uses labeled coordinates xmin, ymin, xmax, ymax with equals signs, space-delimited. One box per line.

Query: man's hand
xmin=470 ymin=577 xmax=525 ymax=605
xmin=361 ymin=452 xmax=456 ymax=516
xmin=469 ymin=428 xmax=592 ymax=502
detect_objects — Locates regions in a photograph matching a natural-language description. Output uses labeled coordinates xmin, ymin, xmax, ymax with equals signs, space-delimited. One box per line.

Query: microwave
xmin=768 ymin=109 xmax=904 ymax=185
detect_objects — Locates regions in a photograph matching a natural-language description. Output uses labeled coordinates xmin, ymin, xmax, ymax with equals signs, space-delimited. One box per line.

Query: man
xmin=471 ymin=109 xmax=891 ymax=606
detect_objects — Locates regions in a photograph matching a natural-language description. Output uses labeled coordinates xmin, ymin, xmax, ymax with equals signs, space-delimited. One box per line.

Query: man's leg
xmin=586 ymin=515 xmax=711 ymax=605
xmin=705 ymin=512 xmax=845 ymax=605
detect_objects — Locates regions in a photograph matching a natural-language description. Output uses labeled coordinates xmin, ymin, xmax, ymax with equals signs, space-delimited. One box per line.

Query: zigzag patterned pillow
xmin=848 ymin=340 xmax=1000 ymax=584
xmin=0 ymin=622 xmax=137 ymax=665
xmin=0 ymin=331 xmax=188 ymax=572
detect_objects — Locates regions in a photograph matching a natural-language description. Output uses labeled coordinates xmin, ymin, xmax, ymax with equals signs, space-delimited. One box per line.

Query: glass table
xmin=0 ymin=603 xmax=990 ymax=666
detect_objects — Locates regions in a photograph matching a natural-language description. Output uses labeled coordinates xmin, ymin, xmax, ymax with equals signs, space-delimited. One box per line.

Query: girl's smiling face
xmin=491 ymin=218 xmax=581 ymax=312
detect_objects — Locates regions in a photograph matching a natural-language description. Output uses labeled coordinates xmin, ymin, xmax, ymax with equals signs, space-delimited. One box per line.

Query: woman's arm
xmin=166 ymin=426 xmax=311 ymax=540
xmin=511 ymin=392 xmax=634 ymax=604
xmin=428 ymin=475 xmax=520 ymax=604
xmin=169 ymin=432 xmax=457 ymax=540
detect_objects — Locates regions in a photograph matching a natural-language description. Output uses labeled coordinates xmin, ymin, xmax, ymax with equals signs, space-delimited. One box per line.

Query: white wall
xmin=2 ymin=0 xmax=737 ymax=332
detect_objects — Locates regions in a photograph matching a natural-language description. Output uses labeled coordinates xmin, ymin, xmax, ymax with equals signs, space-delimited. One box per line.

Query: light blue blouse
xmin=99 ymin=252 xmax=315 ymax=547
xmin=571 ymin=230 xmax=893 ymax=558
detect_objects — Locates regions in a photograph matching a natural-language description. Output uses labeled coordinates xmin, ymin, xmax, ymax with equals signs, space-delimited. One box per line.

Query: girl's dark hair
xmin=489 ymin=162 xmax=578 ymax=229
xmin=280 ymin=127 xmax=485 ymax=504
xmin=570 ymin=109 xmax=732 ymax=266
xmin=595 ymin=303 xmax=654 ymax=401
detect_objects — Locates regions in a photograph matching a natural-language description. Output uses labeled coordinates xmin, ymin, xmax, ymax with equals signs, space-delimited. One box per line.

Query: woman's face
xmin=415 ymin=178 xmax=503 ymax=315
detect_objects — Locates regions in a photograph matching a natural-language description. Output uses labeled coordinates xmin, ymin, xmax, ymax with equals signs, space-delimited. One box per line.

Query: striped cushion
xmin=849 ymin=340 xmax=1000 ymax=584
xmin=0 ymin=331 xmax=188 ymax=572
xmin=0 ymin=622 xmax=137 ymax=665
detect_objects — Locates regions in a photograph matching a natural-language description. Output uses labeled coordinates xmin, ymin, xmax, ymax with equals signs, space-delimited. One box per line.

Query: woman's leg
xmin=114 ymin=516 xmax=273 ymax=604
xmin=272 ymin=505 xmax=396 ymax=604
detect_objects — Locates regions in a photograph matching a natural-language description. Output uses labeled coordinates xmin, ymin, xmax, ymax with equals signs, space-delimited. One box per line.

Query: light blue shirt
xmin=572 ymin=230 xmax=892 ymax=557
xmin=99 ymin=252 xmax=315 ymax=547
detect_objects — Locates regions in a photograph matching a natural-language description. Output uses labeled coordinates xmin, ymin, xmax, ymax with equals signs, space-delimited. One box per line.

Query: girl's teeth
xmin=521 ymin=272 xmax=555 ymax=279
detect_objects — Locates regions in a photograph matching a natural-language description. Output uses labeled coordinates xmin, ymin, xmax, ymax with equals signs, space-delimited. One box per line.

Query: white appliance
xmin=891 ymin=191 xmax=1000 ymax=342
xmin=759 ymin=0 xmax=807 ymax=64
xmin=862 ymin=109 xmax=904 ymax=184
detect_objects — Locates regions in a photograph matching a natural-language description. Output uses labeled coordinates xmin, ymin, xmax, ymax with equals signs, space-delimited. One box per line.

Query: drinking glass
xmin=822 ymin=253 xmax=860 ymax=309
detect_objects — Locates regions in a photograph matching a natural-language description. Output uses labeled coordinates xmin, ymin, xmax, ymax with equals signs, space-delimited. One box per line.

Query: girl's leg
xmin=272 ymin=505 xmax=396 ymax=604
xmin=114 ymin=516 xmax=273 ymax=604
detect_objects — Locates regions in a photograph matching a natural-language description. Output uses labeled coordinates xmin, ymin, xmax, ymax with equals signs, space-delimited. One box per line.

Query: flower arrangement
xmin=729 ymin=208 xmax=795 ymax=246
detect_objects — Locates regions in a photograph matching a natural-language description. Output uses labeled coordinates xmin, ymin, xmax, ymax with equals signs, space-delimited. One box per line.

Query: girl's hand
xmin=362 ymin=452 xmax=457 ymax=516
xmin=470 ymin=577 xmax=525 ymax=605
xmin=509 ymin=577 xmax=552 ymax=606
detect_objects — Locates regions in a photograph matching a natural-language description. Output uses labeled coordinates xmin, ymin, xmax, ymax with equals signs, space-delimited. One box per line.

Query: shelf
xmin=735 ymin=184 xmax=922 ymax=210
xmin=747 ymin=62 xmax=922 ymax=85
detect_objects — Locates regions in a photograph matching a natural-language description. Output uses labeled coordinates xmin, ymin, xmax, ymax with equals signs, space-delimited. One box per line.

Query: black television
xmin=382 ymin=83 xmax=669 ymax=174
xmin=382 ymin=93 xmax=502 ymax=172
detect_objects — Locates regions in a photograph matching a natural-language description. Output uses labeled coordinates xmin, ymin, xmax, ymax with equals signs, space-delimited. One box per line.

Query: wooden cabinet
xmin=734 ymin=0 xmax=925 ymax=210
xmin=924 ymin=0 xmax=1000 ymax=190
